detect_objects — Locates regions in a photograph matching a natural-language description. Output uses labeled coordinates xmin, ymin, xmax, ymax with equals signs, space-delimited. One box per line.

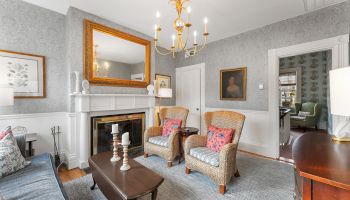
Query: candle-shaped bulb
xmin=154 ymin=25 xmax=158 ymax=39
xmin=204 ymin=17 xmax=208 ymax=33
xmin=172 ymin=34 xmax=176 ymax=47
xmin=187 ymin=6 xmax=191 ymax=14
xmin=204 ymin=17 xmax=208 ymax=24
xmin=193 ymin=31 xmax=197 ymax=44
xmin=156 ymin=11 xmax=160 ymax=18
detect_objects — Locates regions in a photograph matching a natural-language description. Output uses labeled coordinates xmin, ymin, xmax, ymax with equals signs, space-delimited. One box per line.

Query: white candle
xmin=112 ymin=124 xmax=119 ymax=134
xmin=193 ymin=31 xmax=197 ymax=44
xmin=204 ymin=17 xmax=208 ymax=33
xmin=172 ymin=34 xmax=176 ymax=47
xmin=122 ymin=132 xmax=130 ymax=145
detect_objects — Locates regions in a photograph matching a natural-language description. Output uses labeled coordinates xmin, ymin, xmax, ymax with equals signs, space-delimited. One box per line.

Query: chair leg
xmin=234 ymin=170 xmax=240 ymax=177
xmin=185 ymin=167 xmax=191 ymax=174
xmin=167 ymin=161 xmax=173 ymax=168
xmin=219 ymin=185 xmax=226 ymax=194
xmin=144 ymin=153 xmax=148 ymax=158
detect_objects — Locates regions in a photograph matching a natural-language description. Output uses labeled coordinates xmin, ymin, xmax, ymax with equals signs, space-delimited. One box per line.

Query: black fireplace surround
xmin=91 ymin=113 xmax=145 ymax=156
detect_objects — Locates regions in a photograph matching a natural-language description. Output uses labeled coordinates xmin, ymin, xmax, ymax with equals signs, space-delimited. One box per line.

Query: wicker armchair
xmin=144 ymin=107 xmax=189 ymax=167
xmin=184 ymin=111 xmax=245 ymax=194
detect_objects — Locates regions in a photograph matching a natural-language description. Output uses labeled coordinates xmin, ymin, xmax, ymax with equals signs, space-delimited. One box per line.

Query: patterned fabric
xmin=190 ymin=147 xmax=220 ymax=167
xmin=206 ymin=125 xmax=235 ymax=152
xmin=0 ymin=126 xmax=11 ymax=141
xmin=0 ymin=132 xmax=30 ymax=178
xmin=148 ymin=136 xmax=169 ymax=147
xmin=298 ymin=111 xmax=311 ymax=117
xmin=162 ymin=118 xmax=182 ymax=137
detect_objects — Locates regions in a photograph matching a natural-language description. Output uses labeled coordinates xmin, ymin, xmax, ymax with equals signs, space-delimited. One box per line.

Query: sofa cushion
xmin=162 ymin=118 xmax=182 ymax=137
xmin=0 ymin=153 xmax=68 ymax=200
xmin=298 ymin=111 xmax=311 ymax=117
xmin=148 ymin=136 xmax=169 ymax=147
xmin=291 ymin=116 xmax=306 ymax=121
xmin=0 ymin=132 xmax=30 ymax=178
xmin=206 ymin=125 xmax=234 ymax=152
xmin=190 ymin=147 xmax=219 ymax=167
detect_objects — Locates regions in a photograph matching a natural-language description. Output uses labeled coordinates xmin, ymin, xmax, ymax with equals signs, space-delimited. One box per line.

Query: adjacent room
xmin=1 ymin=0 xmax=350 ymax=200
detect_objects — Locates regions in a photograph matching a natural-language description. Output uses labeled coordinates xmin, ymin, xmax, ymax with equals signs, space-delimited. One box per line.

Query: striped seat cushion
xmin=189 ymin=147 xmax=219 ymax=167
xmin=148 ymin=136 xmax=169 ymax=147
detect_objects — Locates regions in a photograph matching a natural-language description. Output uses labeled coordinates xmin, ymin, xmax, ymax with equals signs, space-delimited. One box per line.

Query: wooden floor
xmin=58 ymin=166 xmax=86 ymax=183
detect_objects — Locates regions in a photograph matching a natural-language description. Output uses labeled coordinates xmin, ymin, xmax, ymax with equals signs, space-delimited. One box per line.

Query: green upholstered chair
xmin=290 ymin=102 xmax=321 ymax=130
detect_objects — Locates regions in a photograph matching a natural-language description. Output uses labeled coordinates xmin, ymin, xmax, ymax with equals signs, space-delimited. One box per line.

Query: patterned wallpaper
xmin=279 ymin=50 xmax=332 ymax=130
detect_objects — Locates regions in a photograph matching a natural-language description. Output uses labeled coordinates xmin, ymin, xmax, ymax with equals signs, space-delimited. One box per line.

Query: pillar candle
xmin=112 ymin=124 xmax=119 ymax=134
xmin=122 ymin=132 xmax=130 ymax=145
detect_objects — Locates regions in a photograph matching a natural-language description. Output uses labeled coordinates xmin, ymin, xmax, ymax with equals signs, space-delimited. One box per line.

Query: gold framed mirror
xmin=84 ymin=20 xmax=151 ymax=87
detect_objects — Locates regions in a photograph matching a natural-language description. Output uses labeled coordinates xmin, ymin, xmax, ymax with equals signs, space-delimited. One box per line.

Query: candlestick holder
xmin=110 ymin=132 xmax=121 ymax=162
xmin=120 ymin=143 xmax=131 ymax=171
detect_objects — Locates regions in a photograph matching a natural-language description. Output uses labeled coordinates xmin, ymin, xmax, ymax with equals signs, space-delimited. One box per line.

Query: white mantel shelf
xmin=71 ymin=93 xmax=155 ymax=113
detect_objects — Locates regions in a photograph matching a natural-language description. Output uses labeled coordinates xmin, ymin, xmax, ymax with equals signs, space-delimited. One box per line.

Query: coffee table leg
xmin=90 ymin=178 xmax=96 ymax=190
xmin=151 ymin=189 xmax=158 ymax=200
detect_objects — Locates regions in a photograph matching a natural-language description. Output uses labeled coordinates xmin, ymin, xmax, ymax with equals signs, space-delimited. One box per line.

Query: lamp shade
xmin=158 ymin=88 xmax=172 ymax=98
xmin=0 ymin=87 xmax=14 ymax=106
xmin=330 ymin=67 xmax=350 ymax=116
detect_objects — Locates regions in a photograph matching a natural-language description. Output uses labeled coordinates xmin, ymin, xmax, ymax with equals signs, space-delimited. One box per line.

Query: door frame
xmin=176 ymin=63 xmax=206 ymax=132
xmin=268 ymin=34 xmax=349 ymax=158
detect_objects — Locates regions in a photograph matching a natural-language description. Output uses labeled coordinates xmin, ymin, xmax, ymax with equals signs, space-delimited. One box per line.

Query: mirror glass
xmin=92 ymin=30 xmax=146 ymax=81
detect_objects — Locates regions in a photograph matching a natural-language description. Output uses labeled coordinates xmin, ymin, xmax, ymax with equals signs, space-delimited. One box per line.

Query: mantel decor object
xmin=120 ymin=132 xmax=131 ymax=171
xmin=73 ymin=71 xmax=81 ymax=94
xmin=330 ymin=67 xmax=350 ymax=142
xmin=82 ymin=80 xmax=90 ymax=94
xmin=110 ymin=124 xmax=121 ymax=162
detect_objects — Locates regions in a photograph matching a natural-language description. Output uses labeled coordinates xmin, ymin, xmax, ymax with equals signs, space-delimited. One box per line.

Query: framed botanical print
xmin=0 ymin=50 xmax=46 ymax=98
xmin=155 ymin=74 xmax=171 ymax=96
xmin=220 ymin=67 xmax=247 ymax=101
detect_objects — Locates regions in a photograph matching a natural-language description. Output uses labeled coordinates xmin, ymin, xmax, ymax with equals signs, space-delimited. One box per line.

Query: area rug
xmin=64 ymin=152 xmax=294 ymax=200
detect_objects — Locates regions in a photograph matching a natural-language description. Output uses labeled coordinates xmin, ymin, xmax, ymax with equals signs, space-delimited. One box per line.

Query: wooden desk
xmin=292 ymin=133 xmax=350 ymax=200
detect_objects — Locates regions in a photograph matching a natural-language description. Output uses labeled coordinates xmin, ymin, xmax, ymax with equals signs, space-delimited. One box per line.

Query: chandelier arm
xmin=180 ymin=26 xmax=190 ymax=51
xmin=193 ymin=36 xmax=208 ymax=53
xmin=155 ymin=44 xmax=174 ymax=56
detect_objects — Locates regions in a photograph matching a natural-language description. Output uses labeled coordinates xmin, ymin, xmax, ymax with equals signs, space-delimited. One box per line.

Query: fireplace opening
xmin=91 ymin=113 xmax=145 ymax=156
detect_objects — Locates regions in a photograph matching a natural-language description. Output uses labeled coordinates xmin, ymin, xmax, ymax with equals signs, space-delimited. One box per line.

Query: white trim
xmin=0 ymin=112 xmax=67 ymax=120
xmin=176 ymin=63 xmax=206 ymax=131
xmin=268 ymin=34 xmax=349 ymax=158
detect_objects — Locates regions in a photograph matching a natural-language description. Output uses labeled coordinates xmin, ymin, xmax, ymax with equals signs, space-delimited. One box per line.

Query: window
xmin=279 ymin=71 xmax=297 ymax=108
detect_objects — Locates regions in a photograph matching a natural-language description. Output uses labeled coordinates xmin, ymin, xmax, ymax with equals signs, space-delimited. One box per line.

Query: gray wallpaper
xmin=0 ymin=0 xmax=67 ymax=115
xmin=280 ymin=51 xmax=332 ymax=130
xmin=175 ymin=2 xmax=349 ymax=111
xmin=97 ymin=59 xmax=132 ymax=79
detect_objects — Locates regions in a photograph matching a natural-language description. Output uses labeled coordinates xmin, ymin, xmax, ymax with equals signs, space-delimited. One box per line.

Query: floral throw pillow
xmin=206 ymin=125 xmax=235 ymax=152
xmin=0 ymin=131 xmax=30 ymax=178
xmin=162 ymin=119 xmax=182 ymax=137
xmin=0 ymin=126 xmax=11 ymax=141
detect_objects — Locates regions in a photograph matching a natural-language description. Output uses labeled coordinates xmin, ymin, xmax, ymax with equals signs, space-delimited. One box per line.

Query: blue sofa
xmin=0 ymin=134 xmax=68 ymax=200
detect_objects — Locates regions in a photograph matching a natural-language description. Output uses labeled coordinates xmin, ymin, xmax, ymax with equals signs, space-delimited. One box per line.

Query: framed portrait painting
xmin=0 ymin=50 xmax=46 ymax=98
xmin=220 ymin=67 xmax=247 ymax=101
xmin=155 ymin=74 xmax=171 ymax=96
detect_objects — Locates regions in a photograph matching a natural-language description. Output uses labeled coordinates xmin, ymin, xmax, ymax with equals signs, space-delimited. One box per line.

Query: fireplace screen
xmin=91 ymin=113 xmax=145 ymax=155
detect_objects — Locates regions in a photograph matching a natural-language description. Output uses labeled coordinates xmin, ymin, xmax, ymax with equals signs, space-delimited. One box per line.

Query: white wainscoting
xmin=0 ymin=112 xmax=68 ymax=158
xmin=205 ymin=107 xmax=276 ymax=158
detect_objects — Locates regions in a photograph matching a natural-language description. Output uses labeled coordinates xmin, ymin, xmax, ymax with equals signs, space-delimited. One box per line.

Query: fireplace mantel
xmin=71 ymin=93 xmax=155 ymax=112
xmin=68 ymin=93 xmax=155 ymax=169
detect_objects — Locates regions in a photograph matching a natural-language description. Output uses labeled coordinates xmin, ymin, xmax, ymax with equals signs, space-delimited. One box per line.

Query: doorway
xmin=176 ymin=63 xmax=205 ymax=131
xmin=268 ymin=34 xmax=349 ymax=160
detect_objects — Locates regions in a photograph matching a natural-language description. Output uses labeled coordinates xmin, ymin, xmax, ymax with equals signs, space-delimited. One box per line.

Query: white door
xmin=176 ymin=63 xmax=205 ymax=130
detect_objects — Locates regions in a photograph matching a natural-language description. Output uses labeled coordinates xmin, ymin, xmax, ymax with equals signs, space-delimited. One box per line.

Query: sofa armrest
xmin=144 ymin=126 xmax=163 ymax=143
xmin=14 ymin=133 xmax=26 ymax=158
xmin=184 ymin=135 xmax=206 ymax=155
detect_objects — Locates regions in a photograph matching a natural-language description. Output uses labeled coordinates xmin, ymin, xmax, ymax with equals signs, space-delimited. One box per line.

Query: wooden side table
xmin=178 ymin=127 xmax=199 ymax=163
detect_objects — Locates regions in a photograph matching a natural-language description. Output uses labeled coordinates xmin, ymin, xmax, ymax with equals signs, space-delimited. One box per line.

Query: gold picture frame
xmin=220 ymin=67 xmax=247 ymax=101
xmin=84 ymin=19 xmax=151 ymax=88
xmin=155 ymin=74 xmax=171 ymax=97
xmin=0 ymin=49 xmax=46 ymax=99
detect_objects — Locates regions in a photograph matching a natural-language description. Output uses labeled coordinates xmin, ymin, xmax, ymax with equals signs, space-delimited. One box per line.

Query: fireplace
xmin=91 ymin=113 xmax=145 ymax=155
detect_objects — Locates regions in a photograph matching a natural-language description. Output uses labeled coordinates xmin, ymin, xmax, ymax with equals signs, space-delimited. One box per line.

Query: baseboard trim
xmin=65 ymin=152 xmax=79 ymax=170
xmin=79 ymin=161 xmax=89 ymax=169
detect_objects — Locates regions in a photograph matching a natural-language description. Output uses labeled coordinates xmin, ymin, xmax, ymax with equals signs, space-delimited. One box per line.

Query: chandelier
xmin=154 ymin=0 xmax=209 ymax=58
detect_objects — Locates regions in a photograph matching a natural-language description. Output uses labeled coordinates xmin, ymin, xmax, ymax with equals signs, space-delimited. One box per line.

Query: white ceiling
xmin=23 ymin=0 xmax=347 ymax=47
xmin=93 ymin=30 xmax=145 ymax=64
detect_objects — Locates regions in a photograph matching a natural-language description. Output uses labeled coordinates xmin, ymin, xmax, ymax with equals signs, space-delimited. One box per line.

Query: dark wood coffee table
xmin=89 ymin=151 xmax=164 ymax=200
xmin=178 ymin=127 xmax=199 ymax=163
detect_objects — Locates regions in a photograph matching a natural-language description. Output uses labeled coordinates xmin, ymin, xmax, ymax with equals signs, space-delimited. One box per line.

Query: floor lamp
xmin=0 ymin=86 xmax=14 ymax=107
xmin=157 ymin=88 xmax=173 ymax=125
xmin=330 ymin=67 xmax=350 ymax=141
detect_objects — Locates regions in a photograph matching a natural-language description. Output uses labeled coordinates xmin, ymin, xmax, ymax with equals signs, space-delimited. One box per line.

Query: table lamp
xmin=330 ymin=67 xmax=350 ymax=141
xmin=0 ymin=86 xmax=14 ymax=107
xmin=156 ymin=88 xmax=173 ymax=125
